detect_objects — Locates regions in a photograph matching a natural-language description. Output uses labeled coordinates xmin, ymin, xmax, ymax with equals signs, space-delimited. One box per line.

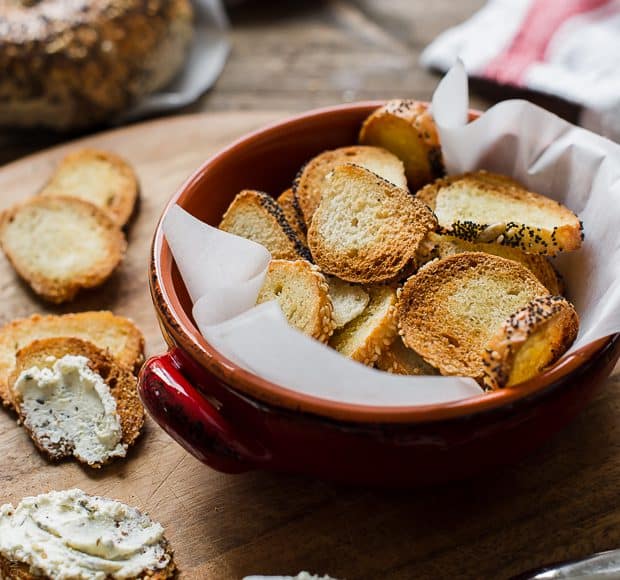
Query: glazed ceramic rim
xmin=151 ymin=101 xmax=616 ymax=424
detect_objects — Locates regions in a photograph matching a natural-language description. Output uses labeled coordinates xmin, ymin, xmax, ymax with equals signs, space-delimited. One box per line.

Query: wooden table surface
xmin=0 ymin=2 xmax=617 ymax=580
xmin=0 ymin=108 xmax=619 ymax=580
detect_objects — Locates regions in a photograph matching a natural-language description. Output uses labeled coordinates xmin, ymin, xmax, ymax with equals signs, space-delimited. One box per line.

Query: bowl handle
xmin=138 ymin=351 xmax=269 ymax=473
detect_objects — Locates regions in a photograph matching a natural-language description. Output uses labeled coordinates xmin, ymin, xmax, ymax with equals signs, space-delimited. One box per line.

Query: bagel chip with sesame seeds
xmin=257 ymin=259 xmax=335 ymax=342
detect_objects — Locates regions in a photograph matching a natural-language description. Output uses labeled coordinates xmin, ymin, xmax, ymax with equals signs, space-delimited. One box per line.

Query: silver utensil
xmin=513 ymin=549 xmax=620 ymax=579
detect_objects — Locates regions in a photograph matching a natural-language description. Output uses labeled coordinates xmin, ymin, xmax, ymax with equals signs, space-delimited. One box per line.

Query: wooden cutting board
xmin=0 ymin=113 xmax=618 ymax=580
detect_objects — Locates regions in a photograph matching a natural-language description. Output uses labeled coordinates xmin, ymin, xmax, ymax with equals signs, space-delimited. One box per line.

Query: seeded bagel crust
xmin=220 ymin=190 xmax=311 ymax=261
xmin=418 ymin=233 xmax=565 ymax=295
xmin=375 ymin=336 xmax=439 ymax=376
xmin=359 ymin=99 xmax=444 ymax=191
xmin=417 ymin=171 xmax=582 ymax=256
xmin=277 ymin=188 xmax=307 ymax=243
xmin=293 ymin=145 xmax=407 ymax=224
xmin=257 ymin=260 xmax=334 ymax=342
xmin=397 ymin=252 xmax=549 ymax=380
xmin=481 ymin=296 xmax=579 ymax=391
xmin=308 ymin=164 xmax=437 ymax=284
xmin=9 ymin=337 xmax=144 ymax=467
xmin=0 ymin=0 xmax=193 ymax=130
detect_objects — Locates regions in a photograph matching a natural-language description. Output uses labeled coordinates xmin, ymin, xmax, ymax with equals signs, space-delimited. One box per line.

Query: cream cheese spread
xmin=0 ymin=489 xmax=170 ymax=580
xmin=13 ymin=354 xmax=126 ymax=465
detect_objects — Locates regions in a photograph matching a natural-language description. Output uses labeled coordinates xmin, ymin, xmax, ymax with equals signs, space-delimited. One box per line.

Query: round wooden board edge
xmin=0 ymin=110 xmax=285 ymax=183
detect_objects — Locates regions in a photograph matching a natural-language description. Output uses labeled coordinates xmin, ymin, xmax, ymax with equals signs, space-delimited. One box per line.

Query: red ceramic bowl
xmin=139 ymin=102 xmax=620 ymax=486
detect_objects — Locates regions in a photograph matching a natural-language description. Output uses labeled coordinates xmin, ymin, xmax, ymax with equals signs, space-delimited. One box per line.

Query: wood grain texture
xmin=0 ymin=1 xmax=611 ymax=578
xmin=207 ymin=0 xmax=486 ymax=108
xmin=0 ymin=112 xmax=618 ymax=580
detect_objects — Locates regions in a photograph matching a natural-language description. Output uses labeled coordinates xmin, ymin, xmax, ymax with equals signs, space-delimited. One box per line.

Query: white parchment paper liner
xmin=434 ymin=62 xmax=620 ymax=352
xmin=162 ymin=62 xmax=620 ymax=406
xmin=164 ymin=206 xmax=483 ymax=406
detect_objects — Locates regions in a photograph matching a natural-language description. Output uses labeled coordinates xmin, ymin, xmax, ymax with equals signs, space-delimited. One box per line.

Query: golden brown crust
xmin=0 ymin=0 xmax=194 ymax=130
xmin=359 ymin=99 xmax=444 ymax=191
xmin=397 ymin=252 xmax=549 ymax=380
xmin=256 ymin=260 xmax=334 ymax=342
xmin=308 ymin=164 xmax=437 ymax=284
xmin=0 ymin=195 xmax=127 ymax=303
xmin=9 ymin=337 xmax=144 ymax=467
xmin=40 ymin=148 xmax=139 ymax=226
xmin=139 ymin=545 xmax=177 ymax=580
xmin=329 ymin=285 xmax=398 ymax=366
xmin=418 ymin=233 xmax=565 ymax=295
xmin=416 ymin=171 xmax=582 ymax=256
xmin=481 ymin=296 xmax=579 ymax=391
xmin=276 ymin=188 xmax=307 ymax=244
xmin=219 ymin=190 xmax=311 ymax=261
xmin=375 ymin=336 xmax=439 ymax=376
xmin=0 ymin=531 xmax=176 ymax=580
xmin=293 ymin=145 xmax=407 ymax=224
xmin=0 ymin=311 xmax=144 ymax=409
xmin=0 ymin=555 xmax=33 ymax=580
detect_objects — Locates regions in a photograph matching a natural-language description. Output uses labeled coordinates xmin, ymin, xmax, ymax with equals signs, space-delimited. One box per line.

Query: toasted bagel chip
xmin=0 ymin=195 xmax=126 ymax=303
xmin=277 ymin=187 xmax=307 ymax=243
xmin=330 ymin=285 xmax=398 ymax=366
xmin=419 ymin=233 xmax=564 ymax=295
xmin=9 ymin=337 xmax=144 ymax=467
xmin=359 ymin=99 xmax=444 ymax=190
xmin=397 ymin=252 xmax=549 ymax=380
xmin=0 ymin=311 xmax=144 ymax=408
xmin=219 ymin=190 xmax=310 ymax=261
xmin=293 ymin=145 xmax=407 ymax=224
xmin=257 ymin=259 xmax=334 ymax=342
xmin=481 ymin=295 xmax=579 ymax=390
xmin=417 ymin=171 xmax=582 ymax=255
xmin=0 ymin=489 xmax=176 ymax=580
xmin=308 ymin=164 xmax=437 ymax=284
xmin=40 ymin=148 xmax=138 ymax=226
xmin=376 ymin=335 xmax=439 ymax=376
xmin=326 ymin=276 xmax=370 ymax=330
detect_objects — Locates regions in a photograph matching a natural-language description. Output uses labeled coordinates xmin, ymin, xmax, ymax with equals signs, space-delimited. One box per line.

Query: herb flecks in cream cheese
xmin=13 ymin=354 xmax=126 ymax=465
xmin=0 ymin=489 xmax=170 ymax=580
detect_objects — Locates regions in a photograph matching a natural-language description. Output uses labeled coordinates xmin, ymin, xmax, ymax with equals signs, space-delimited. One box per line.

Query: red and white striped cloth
xmin=421 ymin=0 xmax=620 ymax=141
